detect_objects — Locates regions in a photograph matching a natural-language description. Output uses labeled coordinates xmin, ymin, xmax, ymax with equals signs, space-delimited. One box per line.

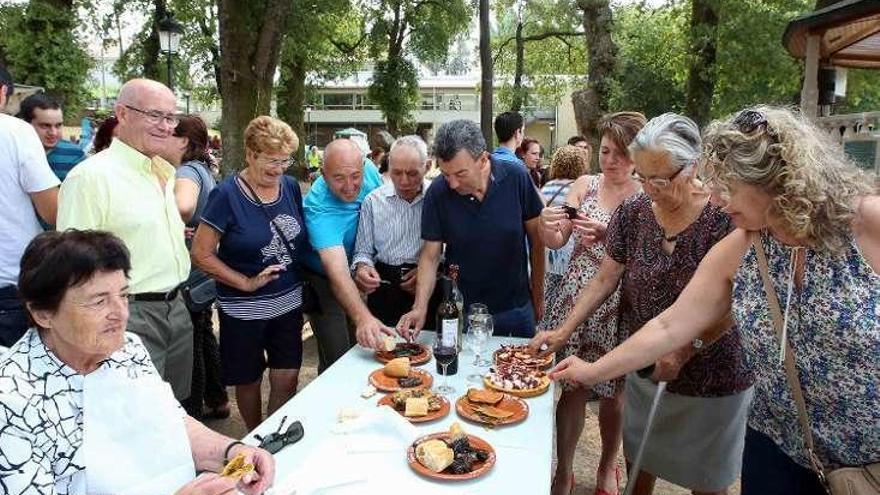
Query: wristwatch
xmin=692 ymin=338 xmax=704 ymax=350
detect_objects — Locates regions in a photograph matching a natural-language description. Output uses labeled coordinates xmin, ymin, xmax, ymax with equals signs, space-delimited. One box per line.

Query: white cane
xmin=623 ymin=367 xmax=667 ymax=495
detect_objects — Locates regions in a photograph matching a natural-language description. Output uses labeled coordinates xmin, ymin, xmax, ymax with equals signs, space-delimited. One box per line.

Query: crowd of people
xmin=0 ymin=60 xmax=877 ymax=495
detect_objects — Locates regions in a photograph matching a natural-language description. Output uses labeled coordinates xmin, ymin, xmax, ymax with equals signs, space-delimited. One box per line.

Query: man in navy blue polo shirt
xmin=397 ymin=119 xmax=544 ymax=338
xmin=490 ymin=111 xmax=525 ymax=169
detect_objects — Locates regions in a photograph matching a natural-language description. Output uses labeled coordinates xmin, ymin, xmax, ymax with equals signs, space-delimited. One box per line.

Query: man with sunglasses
xmin=57 ymin=78 xmax=194 ymax=402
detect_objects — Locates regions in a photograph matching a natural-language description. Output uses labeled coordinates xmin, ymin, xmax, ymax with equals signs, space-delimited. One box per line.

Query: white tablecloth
xmin=247 ymin=332 xmax=555 ymax=495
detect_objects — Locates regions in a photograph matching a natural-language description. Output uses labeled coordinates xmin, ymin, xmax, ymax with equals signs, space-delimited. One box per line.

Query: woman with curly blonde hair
xmin=550 ymin=105 xmax=880 ymax=495
xmin=192 ymin=116 xmax=308 ymax=430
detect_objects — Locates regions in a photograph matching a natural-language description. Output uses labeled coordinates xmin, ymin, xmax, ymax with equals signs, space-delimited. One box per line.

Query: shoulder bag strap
xmin=237 ymin=173 xmax=298 ymax=259
xmin=547 ymin=179 xmax=575 ymax=206
xmin=751 ymin=231 xmax=828 ymax=481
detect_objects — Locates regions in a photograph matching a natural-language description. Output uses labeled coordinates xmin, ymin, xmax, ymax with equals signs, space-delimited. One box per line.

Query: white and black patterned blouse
xmin=0 ymin=328 xmax=158 ymax=494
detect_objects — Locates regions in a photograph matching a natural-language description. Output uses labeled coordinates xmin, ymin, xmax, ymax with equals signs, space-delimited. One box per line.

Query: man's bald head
xmin=113 ymin=78 xmax=177 ymax=157
xmin=117 ymin=78 xmax=175 ymax=108
xmin=322 ymin=138 xmax=366 ymax=203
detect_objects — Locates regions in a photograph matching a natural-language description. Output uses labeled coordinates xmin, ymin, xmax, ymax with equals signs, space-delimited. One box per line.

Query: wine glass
xmin=466 ymin=314 xmax=493 ymax=382
xmin=432 ymin=332 xmax=457 ymax=395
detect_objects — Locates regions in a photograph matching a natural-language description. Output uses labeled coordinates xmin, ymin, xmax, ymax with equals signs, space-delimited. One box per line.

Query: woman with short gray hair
xmin=532 ymin=112 xmax=754 ymax=495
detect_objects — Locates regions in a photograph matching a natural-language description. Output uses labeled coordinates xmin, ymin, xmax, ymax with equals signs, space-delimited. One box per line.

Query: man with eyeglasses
xmin=57 ymin=78 xmax=194 ymax=402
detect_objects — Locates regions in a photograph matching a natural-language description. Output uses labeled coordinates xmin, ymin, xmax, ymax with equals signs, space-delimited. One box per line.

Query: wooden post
xmin=800 ymin=34 xmax=820 ymax=119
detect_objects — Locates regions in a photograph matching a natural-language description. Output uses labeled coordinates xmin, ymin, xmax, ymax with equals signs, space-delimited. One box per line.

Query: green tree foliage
xmin=277 ymin=0 xmax=367 ymax=167
xmin=363 ymin=0 xmax=472 ymax=134
xmin=837 ymin=69 xmax=880 ymax=114
xmin=491 ymin=0 xmax=586 ymax=113
xmin=106 ymin=0 xmax=220 ymax=106
xmin=609 ymin=3 xmax=688 ymax=117
xmin=609 ymin=0 xmax=814 ymax=120
xmin=0 ymin=1 xmax=92 ymax=117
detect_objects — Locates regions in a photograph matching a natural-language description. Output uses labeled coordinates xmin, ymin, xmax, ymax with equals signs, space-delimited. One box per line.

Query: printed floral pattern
xmin=606 ymin=193 xmax=753 ymax=397
xmin=732 ymin=231 xmax=880 ymax=469
xmin=538 ymin=175 xmax=623 ymax=396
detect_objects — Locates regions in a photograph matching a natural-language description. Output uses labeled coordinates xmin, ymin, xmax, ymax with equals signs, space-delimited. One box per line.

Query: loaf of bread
xmin=384 ymin=357 xmax=410 ymax=377
xmin=415 ymin=439 xmax=454 ymax=473
xmin=404 ymin=397 xmax=428 ymax=417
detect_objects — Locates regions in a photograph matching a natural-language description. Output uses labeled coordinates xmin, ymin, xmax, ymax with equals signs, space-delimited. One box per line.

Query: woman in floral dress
xmin=537 ymin=112 xmax=645 ymax=495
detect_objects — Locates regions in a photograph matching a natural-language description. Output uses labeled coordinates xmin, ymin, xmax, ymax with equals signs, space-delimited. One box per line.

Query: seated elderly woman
xmin=0 ymin=230 xmax=274 ymax=495
xmin=551 ymin=105 xmax=879 ymax=495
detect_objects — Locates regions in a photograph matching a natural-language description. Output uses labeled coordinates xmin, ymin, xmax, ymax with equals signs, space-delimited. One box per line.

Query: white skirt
xmin=622 ymin=373 xmax=754 ymax=492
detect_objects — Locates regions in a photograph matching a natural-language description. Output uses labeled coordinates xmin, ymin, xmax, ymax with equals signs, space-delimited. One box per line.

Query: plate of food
xmin=483 ymin=362 xmax=550 ymax=398
xmin=378 ymin=388 xmax=450 ymax=423
xmin=455 ymin=388 xmax=528 ymax=426
xmin=375 ymin=338 xmax=431 ymax=366
xmin=369 ymin=357 xmax=433 ymax=392
xmin=493 ymin=343 xmax=553 ymax=369
xmin=407 ymin=422 xmax=495 ymax=481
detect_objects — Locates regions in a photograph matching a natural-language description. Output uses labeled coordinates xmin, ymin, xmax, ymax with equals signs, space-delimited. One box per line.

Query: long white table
xmin=247 ymin=332 xmax=555 ymax=495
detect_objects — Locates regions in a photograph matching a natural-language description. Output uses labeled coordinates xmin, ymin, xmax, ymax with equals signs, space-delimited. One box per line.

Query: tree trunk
xmin=278 ymin=55 xmax=308 ymax=167
xmin=572 ymin=0 xmax=616 ymax=171
xmin=218 ymin=0 xmax=292 ymax=175
xmin=684 ymin=0 xmax=719 ymax=127
xmin=479 ymin=0 xmax=494 ymax=146
xmin=143 ymin=0 xmax=167 ymax=81
xmin=511 ymin=18 xmax=525 ymax=112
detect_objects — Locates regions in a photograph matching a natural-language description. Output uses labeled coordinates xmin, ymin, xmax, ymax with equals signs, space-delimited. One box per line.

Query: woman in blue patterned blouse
xmin=550 ymin=105 xmax=879 ymax=495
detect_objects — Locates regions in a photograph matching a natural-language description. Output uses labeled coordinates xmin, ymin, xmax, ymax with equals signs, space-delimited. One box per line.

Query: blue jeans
xmin=0 ymin=285 xmax=28 ymax=348
xmin=492 ymin=302 xmax=536 ymax=338
xmin=741 ymin=427 xmax=826 ymax=495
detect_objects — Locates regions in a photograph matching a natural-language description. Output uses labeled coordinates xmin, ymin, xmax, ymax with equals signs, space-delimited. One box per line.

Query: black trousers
xmin=0 ymin=285 xmax=28 ymax=348
xmin=367 ymin=262 xmax=441 ymax=330
xmin=181 ymin=307 xmax=228 ymax=418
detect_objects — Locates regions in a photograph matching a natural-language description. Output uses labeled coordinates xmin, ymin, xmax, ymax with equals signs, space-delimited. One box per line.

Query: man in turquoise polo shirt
xmin=302 ymin=138 xmax=392 ymax=372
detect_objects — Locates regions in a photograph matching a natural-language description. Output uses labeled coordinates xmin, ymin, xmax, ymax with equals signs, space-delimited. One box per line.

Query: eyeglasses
xmin=633 ymin=165 xmax=685 ymax=188
xmin=252 ymin=416 xmax=304 ymax=454
xmin=124 ymin=105 xmax=183 ymax=126
xmin=259 ymin=155 xmax=296 ymax=170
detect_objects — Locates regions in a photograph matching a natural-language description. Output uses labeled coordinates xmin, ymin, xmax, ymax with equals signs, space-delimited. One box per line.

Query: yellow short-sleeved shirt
xmin=58 ymin=139 xmax=190 ymax=294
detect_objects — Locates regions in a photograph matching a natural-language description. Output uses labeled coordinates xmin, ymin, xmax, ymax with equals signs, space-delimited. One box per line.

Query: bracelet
xmin=223 ymin=440 xmax=245 ymax=463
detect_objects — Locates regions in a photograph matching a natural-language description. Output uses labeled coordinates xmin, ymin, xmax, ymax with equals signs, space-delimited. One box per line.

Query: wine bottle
xmin=448 ymin=264 xmax=464 ymax=350
xmin=435 ymin=276 xmax=459 ymax=375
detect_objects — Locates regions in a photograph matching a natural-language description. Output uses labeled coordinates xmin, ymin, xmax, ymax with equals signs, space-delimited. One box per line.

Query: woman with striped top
xmin=191 ymin=116 xmax=307 ymax=430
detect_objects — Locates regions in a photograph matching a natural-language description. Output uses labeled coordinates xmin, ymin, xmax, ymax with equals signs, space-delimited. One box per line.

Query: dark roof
xmin=783 ymin=0 xmax=880 ymax=69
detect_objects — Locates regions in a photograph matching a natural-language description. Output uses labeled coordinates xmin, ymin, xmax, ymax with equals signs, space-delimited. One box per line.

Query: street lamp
xmin=305 ymin=106 xmax=313 ymax=147
xmin=157 ymin=12 xmax=183 ymax=92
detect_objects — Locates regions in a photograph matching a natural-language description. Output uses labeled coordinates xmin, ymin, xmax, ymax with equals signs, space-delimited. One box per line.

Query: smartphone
xmin=561 ymin=205 xmax=579 ymax=220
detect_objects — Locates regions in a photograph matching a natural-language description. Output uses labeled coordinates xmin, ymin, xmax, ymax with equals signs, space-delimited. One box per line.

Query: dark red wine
xmin=436 ymin=275 xmax=460 ymax=375
xmin=435 ymin=346 xmax=458 ymax=375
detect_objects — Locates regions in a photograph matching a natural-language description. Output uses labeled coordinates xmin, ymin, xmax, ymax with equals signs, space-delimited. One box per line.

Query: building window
xmin=355 ymin=93 xmax=378 ymax=110
xmin=322 ymin=93 xmax=354 ymax=109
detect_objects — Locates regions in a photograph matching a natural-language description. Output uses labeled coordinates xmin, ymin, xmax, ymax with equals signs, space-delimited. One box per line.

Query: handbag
xmin=237 ymin=174 xmax=321 ymax=315
xmin=752 ymin=232 xmax=880 ymax=495
xmin=180 ymin=268 xmax=216 ymax=313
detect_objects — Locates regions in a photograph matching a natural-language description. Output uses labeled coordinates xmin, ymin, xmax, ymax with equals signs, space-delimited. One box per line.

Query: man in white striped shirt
xmin=352 ymin=135 xmax=439 ymax=328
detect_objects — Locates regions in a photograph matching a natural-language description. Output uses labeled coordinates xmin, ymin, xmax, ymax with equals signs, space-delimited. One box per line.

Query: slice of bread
xmin=466 ymin=388 xmax=504 ymax=405
xmin=416 ymin=439 xmax=454 ymax=473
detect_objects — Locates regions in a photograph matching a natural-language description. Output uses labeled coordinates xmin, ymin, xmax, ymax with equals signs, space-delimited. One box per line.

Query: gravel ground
xmin=202 ymin=325 xmax=738 ymax=495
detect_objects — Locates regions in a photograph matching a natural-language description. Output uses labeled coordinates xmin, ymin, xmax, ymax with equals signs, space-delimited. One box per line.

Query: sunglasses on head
xmin=732 ymin=109 xmax=776 ymax=137
xmin=252 ymin=416 xmax=304 ymax=454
